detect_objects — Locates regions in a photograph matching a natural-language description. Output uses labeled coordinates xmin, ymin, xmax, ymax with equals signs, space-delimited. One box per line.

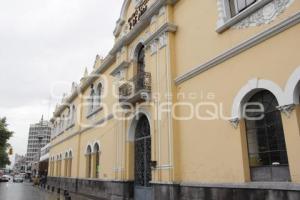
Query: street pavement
xmin=0 ymin=180 xmax=58 ymax=200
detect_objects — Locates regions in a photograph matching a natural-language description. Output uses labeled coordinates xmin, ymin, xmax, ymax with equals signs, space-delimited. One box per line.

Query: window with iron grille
xmin=134 ymin=115 xmax=151 ymax=187
xmin=245 ymin=91 xmax=289 ymax=167
xmin=244 ymin=90 xmax=290 ymax=181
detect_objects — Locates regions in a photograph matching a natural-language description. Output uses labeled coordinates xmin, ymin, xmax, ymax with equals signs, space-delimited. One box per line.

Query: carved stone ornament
xmin=277 ymin=104 xmax=296 ymax=118
xmin=217 ymin=0 xmax=294 ymax=30
xmin=233 ymin=0 xmax=294 ymax=29
xmin=229 ymin=117 xmax=240 ymax=129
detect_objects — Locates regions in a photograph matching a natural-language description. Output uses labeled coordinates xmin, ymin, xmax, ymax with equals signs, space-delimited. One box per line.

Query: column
xmin=280 ymin=105 xmax=300 ymax=183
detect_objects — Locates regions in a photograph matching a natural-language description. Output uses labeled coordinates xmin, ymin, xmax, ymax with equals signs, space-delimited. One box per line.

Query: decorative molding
xmin=216 ymin=0 xmax=294 ymax=32
xmin=110 ymin=61 xmax=130 ymax=77
xmin=151 ymin=15 xmax=157 ymax=24
xmin=65 ymin=123 xmax=75 ymax=131
xmin=229 ymin=117 xmax=240 ymax=129
xmin=51 ymin=114 xmax=114 ymax=148
xmin=154 ymin=164 xmax=173 ymax=170
xmin=175 ymin=11 xmax=300 ymax=85
xmin=217 ymin=0 xmax=273 ymax=33
xmin=114 ymin=0 xmax=178 ymax=37
xmin=86 ymin=106 xmax=103 ymax=119
xmin=284 ymin=66 xmax=300 ymax=105
xmin=277 ymin=104 xmax=296 ymax=118
xmin=158 ymin=33 xmax=167 ymax=49
xmin=150 ymin=40 xmax=158 ymax=55
xmin=144 ymin=22 xmax=177 ymax=46
xmin=159 ymin=6 xmax=166 ymax=16
xmin=110 ymin=0 xmax=167 ymax=55
xmin=127 ymin=108 xmax=152 ymax=142
xmin=233 ymin=0 xmax=294 ymax=29
xmin=231 ymin=78 xmax=285 ymax=119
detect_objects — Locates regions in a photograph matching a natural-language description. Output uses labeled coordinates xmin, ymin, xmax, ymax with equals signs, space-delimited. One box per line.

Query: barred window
xmin=244 ymin=90 xmax=290 ymax=181
xmin=93 ymin=143 xmax=100 ymax=178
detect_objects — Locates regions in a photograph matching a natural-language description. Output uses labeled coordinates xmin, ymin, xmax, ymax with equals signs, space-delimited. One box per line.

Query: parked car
xmin=13 ymin=175 xmax=23 ymax=183
xmin=0 ymin=175 xmax=10 ymax=182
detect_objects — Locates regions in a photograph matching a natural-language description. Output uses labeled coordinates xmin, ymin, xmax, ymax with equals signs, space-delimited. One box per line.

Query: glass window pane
xmin=236 ymin=0 xmax=246 ymax=12
xmin=246 ymin=0 xmax=256 ymax=6
xmin=245 ymin=90 xmax=289 ymax=170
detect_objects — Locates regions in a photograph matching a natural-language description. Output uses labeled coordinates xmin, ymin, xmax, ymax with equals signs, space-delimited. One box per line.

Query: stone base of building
xmin=47 ymin=177 xmax=133 ymax=200
xmin=47 ymin=177 xmax=300 ymax=200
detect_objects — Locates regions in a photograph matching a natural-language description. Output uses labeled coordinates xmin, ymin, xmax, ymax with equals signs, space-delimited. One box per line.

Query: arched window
xmin=67 ymin=108 xmax=71 ymax=127
xmin=88 ymin=85 xmax=95 ymax=113
xmin=49 ymin=158 xmax=52 ymax=176
xmin=95 ymin=83 xmax=103 ymax=107
xmin=61 ymin=115 xmax=65 ymax=130
xmin=86 ymin=145 xmax=92 ymax=178
xmin=137 ymin=45 xmax=145 ymax=74
xmin=134 ymin=115 xmax=151 ymax=187
xmin=93 ymin=143 xmax=100 ymax=178
xmin=53 ymin=123 xmax=57 ymax=135
xmin=50 ymin=158 xmax=53 ymax=176
xmin=52 ymin=157 xmax=55 ymax=176
xmin=64 ymin=152 xmax=68 ymax=177
xmin=59 ymin=154 xmax=62 ymax=177
xmin=71 ymin=105 xmax=76 ymax=124
xmin=244 ymin=90 xmax=290 ymax=181
xmin=68 ymin=151 xmax=72 ymax=177
xmin=56 ymin=155 xmax=60 ymax=177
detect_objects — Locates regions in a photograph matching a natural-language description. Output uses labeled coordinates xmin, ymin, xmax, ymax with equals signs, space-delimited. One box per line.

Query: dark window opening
xmin=134 ymin=115 xmax=151 ymax=187
xmin=244 ymin=90 xmax=290 ymax=181
xmin=137 ymin=45 xmax=145 ymax=74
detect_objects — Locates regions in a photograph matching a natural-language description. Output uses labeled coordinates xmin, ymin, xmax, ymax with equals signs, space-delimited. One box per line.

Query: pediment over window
xmin=217 ymin=0 xmax=294 ymax=32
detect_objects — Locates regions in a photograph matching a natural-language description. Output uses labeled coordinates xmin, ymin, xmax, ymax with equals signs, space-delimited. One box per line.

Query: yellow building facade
xmin=47 ymin=0 xmax=300 ymax=199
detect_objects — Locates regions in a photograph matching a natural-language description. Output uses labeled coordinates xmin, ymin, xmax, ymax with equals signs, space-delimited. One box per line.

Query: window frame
xmin=86 ymin=81 xmax=105 ymax=119
xmin=217 ymin=0 xmax=273 ymax=33
xmin=229 ymin=0 xmax=257 ymax=17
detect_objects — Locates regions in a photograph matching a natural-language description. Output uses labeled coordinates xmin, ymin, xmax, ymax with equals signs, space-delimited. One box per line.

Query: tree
xmin=0 ymin=117 xmax=13 ymax=168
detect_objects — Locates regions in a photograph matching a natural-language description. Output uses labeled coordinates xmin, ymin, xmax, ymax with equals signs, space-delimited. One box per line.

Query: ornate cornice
xmin=277 ymin=104 xmax=296 ymax=117
xmin=216 ymin=0 xmax=294 ymax=32
xmin=110 ymin=61 xmax=130 ymax=76
xmin=144 ymin=22 xmax=177 ymax=46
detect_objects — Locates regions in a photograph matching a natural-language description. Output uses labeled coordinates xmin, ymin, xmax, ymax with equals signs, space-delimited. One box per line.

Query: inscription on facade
xmin=128 ymin=0 xmax=149 ymax=30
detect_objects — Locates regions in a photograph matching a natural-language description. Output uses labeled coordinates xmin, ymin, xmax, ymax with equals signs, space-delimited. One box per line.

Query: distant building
xmin=13 ymin=154 xmax=26 ymax=173
xmin=26 ymin=116 xmax=52 ymax=164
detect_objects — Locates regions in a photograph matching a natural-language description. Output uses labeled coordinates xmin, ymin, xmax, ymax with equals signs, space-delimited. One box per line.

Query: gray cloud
xmin=0 ymin=0 xmax=124 ymax=159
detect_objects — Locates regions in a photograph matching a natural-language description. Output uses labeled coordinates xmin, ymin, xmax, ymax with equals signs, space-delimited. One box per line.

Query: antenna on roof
xmin=40 ymin=115 xmax=44 ymax=125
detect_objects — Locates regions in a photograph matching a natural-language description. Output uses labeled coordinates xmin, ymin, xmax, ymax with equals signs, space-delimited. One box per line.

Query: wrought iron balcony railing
xmin=119 ymin=72 xmax=151 ymax=104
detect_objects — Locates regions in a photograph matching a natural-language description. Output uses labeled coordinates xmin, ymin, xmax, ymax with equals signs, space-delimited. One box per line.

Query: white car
xmin=0 ymin=175 xmax=10 ymax=182
xmin=13 ymin=175 xmax=23 ymax=183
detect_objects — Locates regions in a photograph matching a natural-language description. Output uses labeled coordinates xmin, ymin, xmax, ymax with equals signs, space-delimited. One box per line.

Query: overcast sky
xmin=0 ymin=0 xmax=124 ymax=163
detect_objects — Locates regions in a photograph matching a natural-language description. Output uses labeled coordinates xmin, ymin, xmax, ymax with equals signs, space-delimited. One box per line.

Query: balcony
xmin=119 ymin=72 xmax=151 ymax=105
